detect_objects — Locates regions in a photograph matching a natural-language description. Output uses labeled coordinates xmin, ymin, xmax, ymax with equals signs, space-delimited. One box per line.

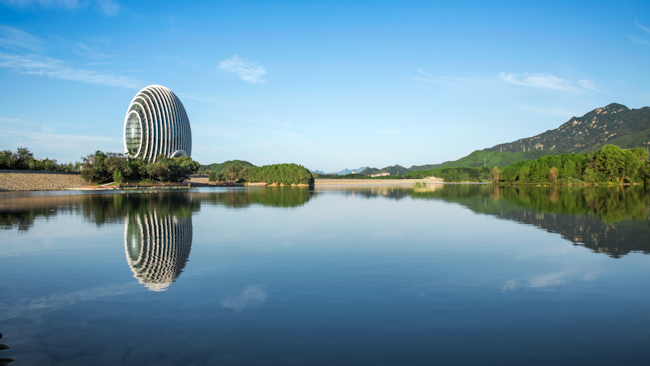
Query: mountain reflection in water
xmin=407 ymin=184 xmax=650 ymax=257
xmin=1 ymin=185 xmax=648 ymax=260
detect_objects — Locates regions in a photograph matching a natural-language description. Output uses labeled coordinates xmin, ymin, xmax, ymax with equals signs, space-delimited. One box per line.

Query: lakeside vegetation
xmin=1 ymin=147 xmax=79 ymax=172
xmin=406 ymin=145 xmax=650 ymax=185
xmin=208 ymin=163 xmax=314 ymax=186
xmin=80 ymin=151 xmax=200 ymax=184
xmin=199 ymin=160 xmax=254 ymax=174
xmin=1 ymin=146 xmax=312 ymax=186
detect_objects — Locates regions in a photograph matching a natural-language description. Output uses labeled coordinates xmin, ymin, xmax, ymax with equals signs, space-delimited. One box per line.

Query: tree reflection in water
xmin=1 ymin=186 xmax=647 ymax=259
xmin=407 ymin=184 xmax=650 ymax=257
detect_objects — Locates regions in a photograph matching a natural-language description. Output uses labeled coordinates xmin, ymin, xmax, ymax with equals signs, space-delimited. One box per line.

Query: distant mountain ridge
xmin=487 ymin=103 xmax=650 ymax=153
xmin=405 ymin=103 xmax=650 ymax=171
xmin=359 ymin=165 xmax=409 ymax=176
xmin=227 ymin=104 xmax=650 ymax=177
xmin=329 ymin=167 xmax=366 ymax=175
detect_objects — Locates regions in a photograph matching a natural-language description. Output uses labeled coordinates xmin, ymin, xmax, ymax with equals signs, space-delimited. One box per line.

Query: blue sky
xmin=0 ymin=0 xmax=649 ymax=172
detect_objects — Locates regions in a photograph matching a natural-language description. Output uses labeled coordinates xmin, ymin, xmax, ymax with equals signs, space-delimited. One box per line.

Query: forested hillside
xmin=487 ymin=103 xmax=650 ymax=153
xmin=406 ymin=145 xmax=650 ymax=185
xmin=199 ymin=160 xmax=254 ymax=174
xmin=406 ymin=103 xmax=649 ymax=171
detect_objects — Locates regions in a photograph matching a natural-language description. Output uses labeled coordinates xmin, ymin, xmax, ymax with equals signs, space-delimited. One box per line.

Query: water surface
xmin=1 ymin=185 xmax=649 ymax=365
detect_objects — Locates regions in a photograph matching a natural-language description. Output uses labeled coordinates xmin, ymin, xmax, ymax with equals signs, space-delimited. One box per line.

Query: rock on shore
xmin=0 ymin=171 xmax=86 ymax=191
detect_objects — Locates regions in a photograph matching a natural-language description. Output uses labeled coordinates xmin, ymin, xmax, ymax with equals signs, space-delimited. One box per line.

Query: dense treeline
xmin=406 ymin=145 xmax=650 ymax=185
xmin=0 ymin=147 xmax=79 ymax=172
xmin=500 ymin=145 xmax=649 ymax=184
xmin=209 ymin=163 xmax=314 ymax=185
xmin=81 ymin=151 xmax=199 ymax=184
xmin=208 ymin=164 xmax=250 ymax=183
xmin=199 ymin=160 xmax=254 ymax=174
xmin=248 ymin=164 xmax=313 ymax=185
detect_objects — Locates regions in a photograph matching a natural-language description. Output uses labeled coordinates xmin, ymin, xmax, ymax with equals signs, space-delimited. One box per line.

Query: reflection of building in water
xmin=124 ymin=212 xmax=193 ymax=291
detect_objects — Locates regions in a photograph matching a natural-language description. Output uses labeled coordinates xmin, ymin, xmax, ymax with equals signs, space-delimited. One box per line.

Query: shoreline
xmin=314 ymin=178 xmax=444 ymax=185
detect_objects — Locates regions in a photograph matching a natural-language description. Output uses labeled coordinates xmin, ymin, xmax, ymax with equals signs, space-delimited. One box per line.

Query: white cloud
xmin=1 ymin=0 xmax=119 ymax=15
xmin=501 ymin=279 xmax=519 ymax=292
xmin=74 ymin=42 xmax=112 ymax=59
xmin=577 ymin=79 xmax=599 ymax=91
xmin=629 ymin=35 xmax=650 ymax=47
xmin=529 ymin=271 xmax=567 ymax=288
xmin=499 ymin=72 xmax=595 ymax=92
xmin=96 ymin=0 xmax=118 ymax=16
xmin=636 ymin=19 xmax=650 ymax=33
xmin=409 ymin=68 xmax=487 ymax=87
xmin=0 ymin=0 xmax=80 ymax=10
xmin=0 ymin=52 xmax=142 ymax=88
xmin=0 ymin=24 xmax=44 ymax=52
xmin=222 ymin=285 xmax=267 ymax=312
xmin=176 ymin=92 xmax=215 ymax=103
xmin=218 ymin=54 xmax=266 ymax=84
xmin=0 ymin=283 xmax=138 ymax=321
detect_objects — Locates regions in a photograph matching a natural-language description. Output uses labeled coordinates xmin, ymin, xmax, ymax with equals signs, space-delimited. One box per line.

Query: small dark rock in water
xmin=0 ymin=357 xmax=15 ymax=363
xmin=0 ymin=344 xmax=9 ymax=350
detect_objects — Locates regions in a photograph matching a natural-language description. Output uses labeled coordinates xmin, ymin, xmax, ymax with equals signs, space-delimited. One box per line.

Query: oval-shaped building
xmin=123 ymin=85 xmax=192 ymax=162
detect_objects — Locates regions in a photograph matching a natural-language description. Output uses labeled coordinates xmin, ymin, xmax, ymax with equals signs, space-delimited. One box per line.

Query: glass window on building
xmin=125 ymin=112 xmax=142 ymax=156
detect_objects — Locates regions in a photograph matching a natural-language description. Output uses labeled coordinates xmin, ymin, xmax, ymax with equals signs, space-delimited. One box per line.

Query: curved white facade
xmin=123 ymin=85 xmax=192 ymax=162
xmin=124 ymin=212 xmax=193 ymax=292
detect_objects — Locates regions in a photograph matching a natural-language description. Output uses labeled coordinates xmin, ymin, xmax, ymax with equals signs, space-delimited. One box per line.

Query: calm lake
xmin=1 ymin=184 xmax=649 ymax=365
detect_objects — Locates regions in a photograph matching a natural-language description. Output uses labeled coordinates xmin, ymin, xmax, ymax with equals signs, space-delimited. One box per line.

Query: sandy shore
xmin=314 ymin=179 xmax=441 ymax=185
xmin=0 ymin=173 xmax=442 ymax=192
xmin=0 ymin=171 xmax=86 ymax=191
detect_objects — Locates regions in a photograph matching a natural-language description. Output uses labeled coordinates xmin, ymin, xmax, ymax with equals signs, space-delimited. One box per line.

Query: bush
xmin=247 ymin=163 xmax=314 ymax=185
xmin=143 ymin=155 xmax=200 ymax=183
xmin=81 ymin=151 xmax=111 ymax=183
xmin=113 ymin=169 xmax=125 ymax=183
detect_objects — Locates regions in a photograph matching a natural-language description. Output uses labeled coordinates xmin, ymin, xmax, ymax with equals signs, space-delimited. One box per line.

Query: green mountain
xmin=412 ymin=149 xmax=561 ymax=170
xmin=199 ymin=160 xmax=255 ymax=174
xmin=487 ymin=103 xmax=650 ymax=153
xmin=409 ymin=103 xmax=650 ymax=170
xmin=359 ymin=165 xmax=410 ymax=176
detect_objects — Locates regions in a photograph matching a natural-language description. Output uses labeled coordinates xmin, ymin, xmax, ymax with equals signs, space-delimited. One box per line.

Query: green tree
xmin=593 ymin=145 xmax=625 ymax=182
xmin=81 ymin=151 xmax=111 ymax=183
xmin=144 ymin=155 xmax=200 ymax=182
xmin=113 ymin=169 xmax=125 ymax=183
